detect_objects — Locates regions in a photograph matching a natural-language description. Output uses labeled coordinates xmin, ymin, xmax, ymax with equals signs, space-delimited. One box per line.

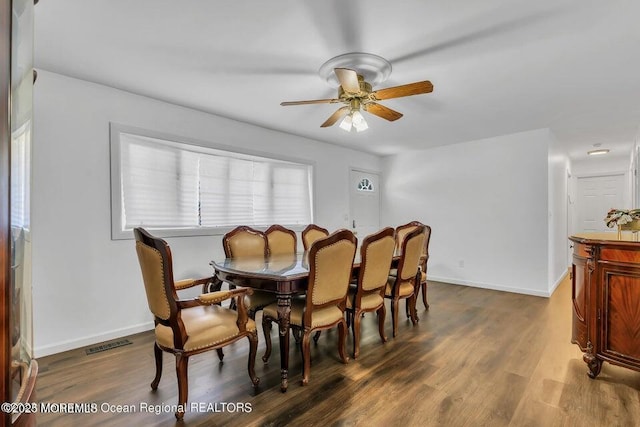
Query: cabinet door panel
xmin=603 ymin=270 xmax=640 ymax=362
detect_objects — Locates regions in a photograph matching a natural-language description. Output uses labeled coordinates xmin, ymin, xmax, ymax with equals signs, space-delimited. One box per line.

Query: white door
xmin=349 ymin=169 xmax=380 ymax=239
xmin=576 ymin=174 xmax=625 ymax=232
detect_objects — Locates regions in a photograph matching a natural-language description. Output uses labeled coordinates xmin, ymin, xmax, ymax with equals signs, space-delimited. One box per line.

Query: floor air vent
xmin=85 ymin=339 xmax=132 ymax=355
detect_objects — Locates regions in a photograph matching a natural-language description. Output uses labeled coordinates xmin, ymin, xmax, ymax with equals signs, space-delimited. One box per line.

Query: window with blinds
xmin=110 ymin=125 xmax=313 ymax=239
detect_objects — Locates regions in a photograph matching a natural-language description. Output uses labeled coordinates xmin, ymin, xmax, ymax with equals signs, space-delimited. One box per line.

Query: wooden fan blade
xmin=321 ymin=106 xmax=350 ymax=127
xmin=364 ymin=103 xmax=403 ymax=122
xmin=281 ymin=98 xmax=340 ymax=106
xmin=334 ymin=68 xmax=361 ymax=93
xmin=370 ymin=81 xmax=433 ymax=100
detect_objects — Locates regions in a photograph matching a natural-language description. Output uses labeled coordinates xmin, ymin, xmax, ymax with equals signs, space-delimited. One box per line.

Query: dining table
xmin=210 ymin=251 xmax=405 ymax=391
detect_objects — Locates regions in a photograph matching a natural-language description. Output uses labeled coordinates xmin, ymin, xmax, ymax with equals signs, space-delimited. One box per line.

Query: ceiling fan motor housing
xmin=338 ymin=76 xmax=372 ymax=103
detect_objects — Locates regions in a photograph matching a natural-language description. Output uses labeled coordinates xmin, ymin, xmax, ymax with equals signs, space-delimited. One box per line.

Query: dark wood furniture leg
xmin=276 ymin=292 xmax=292 ymax=392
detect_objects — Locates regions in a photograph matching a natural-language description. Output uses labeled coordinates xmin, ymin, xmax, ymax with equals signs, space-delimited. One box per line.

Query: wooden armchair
xmin=222 ymin=226 xmax=276 ymax=318
xmin=346 ymin=227 xmax=396 ymax=358
xmin=385 ymin=226 xmax=426 ymax=337
xmin=262 ymin=229 xmax=357 ymax=385
xmin=134 ymin=228 xmax=259 ymax=420
xmin=301 ymin=224 xmax=329 ymax=251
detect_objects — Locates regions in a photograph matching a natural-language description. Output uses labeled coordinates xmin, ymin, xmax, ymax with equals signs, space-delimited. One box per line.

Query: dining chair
xmin=134 ymin=228 xmax=259 ymax=420
xmin=389 ymin=221 xmax=419 ymax=277
xmin=265 ymin=224 xmax=297 ymax=255
xmin=346 ymin=227 xmax=396 ymax=359
xmin=385 ymin=225 xmax=426 ymax=337
xmin=392 ymin=221 xmax=432 ymax=312
xmin=301 ymin=224 xmax=329 ymax=251
xmin=262 ymin=229 xmax=357 ymax=385
xmin=394 ymin=220 xmax=422 ymax=251
xmin=222 ymin=226 xmax=276 ymax=318
xmin=418 ymin=225 xmax=432 ymax=309
xmin=223 ymin=225 xmax=269 ymax=258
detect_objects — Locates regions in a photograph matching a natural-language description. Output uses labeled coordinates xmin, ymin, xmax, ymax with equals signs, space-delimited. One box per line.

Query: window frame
xmin=109 ymin=123 xmax=315 ymax=240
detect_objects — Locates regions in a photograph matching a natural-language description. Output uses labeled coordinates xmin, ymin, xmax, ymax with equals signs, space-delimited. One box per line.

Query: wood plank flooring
xmin=35 ymin=278 xmax=640 ymax=426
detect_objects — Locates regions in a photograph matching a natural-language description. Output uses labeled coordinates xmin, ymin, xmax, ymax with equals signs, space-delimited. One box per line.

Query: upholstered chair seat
xmin=346 ymin=289 xmax=384 ymax=311
xmin=385 ymin=278 xmax=415 ymax=298
xmin=243 ymin=290 xmax=278 ymax=315
xmin=155 ymin=304 xmax=256 ymax=352
xmin=263 ymin=301 xmax=344 ymax=329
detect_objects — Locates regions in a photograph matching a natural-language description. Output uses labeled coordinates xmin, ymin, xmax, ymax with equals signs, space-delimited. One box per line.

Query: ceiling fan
xmin=280 ymin=53 xmax=434 ymax=132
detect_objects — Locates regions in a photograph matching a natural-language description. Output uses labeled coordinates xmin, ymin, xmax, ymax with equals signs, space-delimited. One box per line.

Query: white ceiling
xmin=34 ymin=0 xmax=640 ymax=160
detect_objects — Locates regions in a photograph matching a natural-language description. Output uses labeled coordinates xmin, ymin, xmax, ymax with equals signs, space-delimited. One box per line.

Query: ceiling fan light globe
xmin=339 ymin=114 xmax=353 ymax=132
xmin=354 ymin=119 xmax=368 ymax=132
xmin=351 ymin=110 xmax=365 ymax=126
xmin=351 ymin=111 xmax=368 ymax=132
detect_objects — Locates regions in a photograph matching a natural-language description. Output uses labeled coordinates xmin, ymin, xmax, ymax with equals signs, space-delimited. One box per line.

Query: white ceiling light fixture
xmin=339 ymin=98 xmax=369 ymax=132
xmin=339 ymin=113 xmax=353 ymax=131
xmin=587 ymin=149 xmax=610 ymax=155
xmin=351 ymin=111 xmax=368 ymax=132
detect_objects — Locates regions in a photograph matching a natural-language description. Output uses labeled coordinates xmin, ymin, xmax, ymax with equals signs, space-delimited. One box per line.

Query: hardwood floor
xmin=35 ymin=278 xmax=640 ymax=426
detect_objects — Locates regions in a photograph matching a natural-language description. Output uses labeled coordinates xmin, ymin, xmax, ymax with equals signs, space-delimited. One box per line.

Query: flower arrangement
xmin=604 ymin=208 xmax=640 ymax=228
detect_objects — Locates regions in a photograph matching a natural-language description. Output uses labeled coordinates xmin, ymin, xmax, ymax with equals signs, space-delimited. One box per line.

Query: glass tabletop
xmin=211 ymin=253 xmax=310 ymax=280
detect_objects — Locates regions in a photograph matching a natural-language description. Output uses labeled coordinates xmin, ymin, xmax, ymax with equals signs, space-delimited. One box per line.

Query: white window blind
xmin=112 ymin=127 xmax=313 ymax=238
xmin=10 ymin=124 xmax=31 ymax=229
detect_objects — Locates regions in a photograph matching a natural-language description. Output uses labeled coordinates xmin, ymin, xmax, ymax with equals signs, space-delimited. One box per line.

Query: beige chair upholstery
xmin=301 ymin=224 xmax=329 ymax=251
xmin=134 ymin=228 xmax=259 ymax=420
xmin=346 ymin=227 xmax=395 ymax=358
xmin=394 ymin=222 xmax=421 ymax=253
xmin=265 ymin=224 xmax=297 ymax=255
xmin=222 ymin=226 xmax=276 ymax=318
xmin=385 ymin=225 xmax=426 ymax=337
xmin=262 ymin=229 xmax=357 ymax=385
xmin=223 ymin=226 xmax=268 ymax=259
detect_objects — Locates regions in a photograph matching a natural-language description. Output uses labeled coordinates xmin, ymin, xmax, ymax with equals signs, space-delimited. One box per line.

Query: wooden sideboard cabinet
xmin=570 ymin=233 xmax=640 ymax=379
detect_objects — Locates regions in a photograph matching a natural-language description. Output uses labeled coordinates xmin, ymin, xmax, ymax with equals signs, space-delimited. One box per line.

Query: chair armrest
xmin=197 ymin=290 xmax=233 ymax=305
xmin=175 ymin=277 xmax=212 ymax=290
xmin=176 ymin=287 xmax=254 ymax=309
xmin=176 ymin=288 xmax=254 ymax=332
xmin=198 ymin=287 xmax=254 ymax=305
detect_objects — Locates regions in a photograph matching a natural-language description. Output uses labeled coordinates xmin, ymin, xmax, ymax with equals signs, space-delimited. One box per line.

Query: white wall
xmin=32 ymin=70 xmax=381 ymax=356
xmin=547 ymin=131 xmax=570 ymax=294
xmin=381 ymin=129 xmax=551 ymax=296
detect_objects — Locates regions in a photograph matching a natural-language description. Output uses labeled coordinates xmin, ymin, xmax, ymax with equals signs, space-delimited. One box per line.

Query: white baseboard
xmin=428 ymin=275 xmax=552 ymax=298
xmin=35 ymin=321 xmax=154 ymax=358
xmin=549 ymin=270 xmax=568 ymax=296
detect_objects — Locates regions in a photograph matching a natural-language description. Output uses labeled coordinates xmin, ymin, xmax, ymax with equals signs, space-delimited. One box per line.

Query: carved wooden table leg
xmin=584 ymin=343 xmax=602 ymax=379
xmin=276 ymin=292 xmax=292 ymax=392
